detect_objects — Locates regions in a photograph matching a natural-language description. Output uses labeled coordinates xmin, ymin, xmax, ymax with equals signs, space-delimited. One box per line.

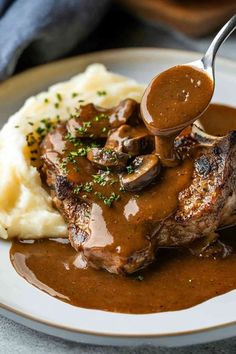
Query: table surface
xmin=1 ymin=4 xmax=236 ymax=353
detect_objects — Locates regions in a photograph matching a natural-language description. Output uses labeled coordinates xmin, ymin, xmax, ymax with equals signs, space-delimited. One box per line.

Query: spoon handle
xmin=203 ymin=15 xmax=236 ymax=70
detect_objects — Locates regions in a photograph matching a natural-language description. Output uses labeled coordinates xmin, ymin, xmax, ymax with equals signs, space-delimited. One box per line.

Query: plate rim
xmin=1 ymin=47 xmax=236 ymax=343
xmin=2 ymin=47 xmax=236 ymax=89
xmin=1 ymin=299 xmax=236 ymax=339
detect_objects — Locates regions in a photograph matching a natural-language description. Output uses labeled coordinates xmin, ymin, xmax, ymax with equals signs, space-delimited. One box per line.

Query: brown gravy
xmin=141 ymin=65 xmax=213 ymax=164
xmin=9 ymin=103 xmax=236 ymax=314
xmin=141 ymin=65 xmax=213 ymax=134
xmin=42 ymin=122 xmax=193 ymax=261
xmin=10 ymin=227 xmax=236 ymax=314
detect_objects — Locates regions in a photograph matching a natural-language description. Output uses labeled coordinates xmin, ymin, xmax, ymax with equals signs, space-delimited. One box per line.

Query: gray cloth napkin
xmin=0 ymin=0 xmax=109 ymax=80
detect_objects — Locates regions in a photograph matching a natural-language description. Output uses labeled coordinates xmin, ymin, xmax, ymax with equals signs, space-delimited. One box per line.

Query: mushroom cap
xmin=105 ymin=124 xmax=154 ymax=156
xmin=87 ymin=147 xmax=129 ymax=172
xmin=120 ymin=154 xmax=161 ymax=192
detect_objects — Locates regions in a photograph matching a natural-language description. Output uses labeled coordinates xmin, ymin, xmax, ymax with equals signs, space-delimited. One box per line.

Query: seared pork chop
xmin=41 ymin=101 xmax=236 ymax=274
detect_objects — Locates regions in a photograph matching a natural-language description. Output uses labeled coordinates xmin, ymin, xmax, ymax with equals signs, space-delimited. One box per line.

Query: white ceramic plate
xmin=0 ymin=48 xmax=236 ymax=347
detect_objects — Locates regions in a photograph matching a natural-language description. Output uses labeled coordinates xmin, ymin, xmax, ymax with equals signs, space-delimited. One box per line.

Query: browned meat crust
xmin=41 ymin=105 xmax=236 ymax=274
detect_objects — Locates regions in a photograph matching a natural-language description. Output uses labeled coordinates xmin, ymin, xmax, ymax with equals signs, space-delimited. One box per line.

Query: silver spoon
xmin=141 ymin=15 xmax=236 ymax=166
xmin=190 ymin=14 xmax=236 ymax=81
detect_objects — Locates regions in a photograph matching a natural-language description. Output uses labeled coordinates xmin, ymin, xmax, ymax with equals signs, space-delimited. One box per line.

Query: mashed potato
xmin=0 ymin=64 xmax=144 ymax=239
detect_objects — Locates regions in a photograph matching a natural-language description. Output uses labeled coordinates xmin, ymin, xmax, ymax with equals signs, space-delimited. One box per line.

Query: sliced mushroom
xmin=120 ymin=155 xmax=161 ymax=192
xmin=67 ymin=99 xmax=139 ymax=139
xmin=87 ymin=147 xmax=129 ymax=172
xmin=105 ymin=124 xmax=154 ymax=156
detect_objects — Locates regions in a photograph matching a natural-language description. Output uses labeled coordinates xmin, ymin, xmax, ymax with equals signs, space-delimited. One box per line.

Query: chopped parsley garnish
xmin=93 ymin=113 xmax=109 ymax=122
xmin=77 ymin=147 xmax=88 ymax=157
xmin=126 ymin=165 xmax=134 ymax=174
xmin=28 ymin=121 xmax=34 ymax=126
xmin=73 ymin=184 xmax=83 ymax=194
xmin=76 ymin=121 xmax=92 ymax=135
xmin=65 ymin=132 xmax=82 ymax=147
xmin=44 ymin=98 xmax=49 ymax=104
xmin=72 ymin=92 xmax=79 ymax=98
xmin=83 ymin=182 xmax=93 ymax=193
xmin=54 ymin=102 xmax=60 ymax=109
xmin=56 ymin=93 xmax=62 ymax=102
xmin=97 ymin=90 xmax=107 ymax=96
xmin=26 ymin=132 xmax=37 ymax=147
xmin=15 ymin=125 xmax=19 ymax=128
xmin=92 ymin=173 xmax=107 ymax=186
xmin=33 ymin=118 xmax=57 ymax=141
xmin=135 ymin=275 xmax=144 ymax=281
xmin=92 ymin=171 xmax=117 ymax=187
xmin=95 ymin=191 xmax=120 ymax=207
xmin=60 ymin=159 xmax=68 ymax=174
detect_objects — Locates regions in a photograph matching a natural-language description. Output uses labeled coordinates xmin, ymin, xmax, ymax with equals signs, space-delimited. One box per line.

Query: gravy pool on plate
xmin=10 ymin=102 xmax=236 ymax=314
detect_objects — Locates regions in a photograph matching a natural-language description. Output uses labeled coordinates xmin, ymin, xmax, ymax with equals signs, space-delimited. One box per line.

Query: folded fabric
xmin=0 ymin=0 xmax=110 ymax=80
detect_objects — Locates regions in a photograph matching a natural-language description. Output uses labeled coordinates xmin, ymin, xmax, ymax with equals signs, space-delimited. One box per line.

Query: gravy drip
xmin=10 ymin=228 xmax=236 ymax=314
xmin=141 ymin=65 xmax=213 ymax=165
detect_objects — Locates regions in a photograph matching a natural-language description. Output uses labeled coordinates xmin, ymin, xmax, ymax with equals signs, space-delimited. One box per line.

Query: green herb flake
xmin=26 ymin=133 xmax=37 ymax=147
xmin=15 ymin=125 xmax=20 ymax=128
xmin=60 ymin=159 xmax=68 ymax=174
xmin=76 ymin=121 xmax=92 ymax=135
xmin=95 ymin=191 xmax=120 ymax=207
xmin=83 ymin=182 xmax=93 ymax=193
xmin=84 ymin=121 xmax=92 ymax=128
xmin=93 ymin=113 xmax=109 ymax=122
xmin=28 ymin=121 xmax=34 ymax=126
xmin=109 ymin=179 xmax=118 ymax=185
xmin=92 ymin=173 xmax=107 ymax=186
xmin=65 ymin=132 xmax=82 ymax=147
xmin=54 ymin=102 xmax=60 ymax=109
xmin=104 ymin=192 xmax=120 ymax=207
xmin=73 ymin=184 xmax=83 ymax=194
xmin=72 ymin=92 xmax=79 ymax=98
xmin=56 ymin=93 xmax=62 ymax=102
xmin=44 ymin=98 xmax=49 ymax=104
xmin=126 ymin=165 xmax=134 ymax=174
xmin=77 ymin=147 xmax=88 ymax=157
xmin=97 ymin=90 xmax=107 ymax=96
